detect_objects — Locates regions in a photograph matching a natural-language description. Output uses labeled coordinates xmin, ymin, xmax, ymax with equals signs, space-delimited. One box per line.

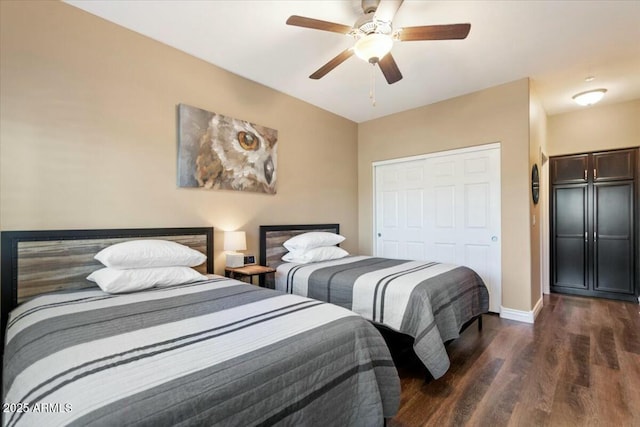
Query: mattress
xmin=2 ymin=276 xmax=400 ymax=426
xmin=276 ymin=256 xmax=490 ymax=379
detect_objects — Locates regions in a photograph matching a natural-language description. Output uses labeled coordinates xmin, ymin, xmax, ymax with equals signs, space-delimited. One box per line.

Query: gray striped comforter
xmin=276 ymin=257 xmax=489 ymax=379
xmin=3 ymin=276 xmax=400 ymax=427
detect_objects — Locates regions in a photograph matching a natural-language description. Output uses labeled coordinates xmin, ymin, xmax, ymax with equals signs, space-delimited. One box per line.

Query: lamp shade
xmin=572 ymin=89 xmax=607 ymax=106
xmin=354 ymin=33 xmax=393 ymax=63
xmin=224 ymin=231 xmax=246 ymax=251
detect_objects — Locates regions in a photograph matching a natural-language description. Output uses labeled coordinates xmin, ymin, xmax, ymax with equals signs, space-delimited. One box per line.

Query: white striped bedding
xmin=2 ymin=276 xmax=400 ymax=426
xmin=276 ymin=257 xmax=490 ymax=379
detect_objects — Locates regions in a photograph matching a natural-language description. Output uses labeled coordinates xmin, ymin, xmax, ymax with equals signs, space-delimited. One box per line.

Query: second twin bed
xmin=260 ymin=224 xmax=490 ymax=379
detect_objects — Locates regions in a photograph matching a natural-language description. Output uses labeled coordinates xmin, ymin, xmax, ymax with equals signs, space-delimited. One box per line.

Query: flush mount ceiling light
xmin=572 ymin=88 xmax=607 ymax=106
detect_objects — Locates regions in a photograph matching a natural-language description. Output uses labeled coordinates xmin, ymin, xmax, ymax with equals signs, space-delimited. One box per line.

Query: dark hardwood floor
xmin=388 ymin=293 xmax=640 ymax=426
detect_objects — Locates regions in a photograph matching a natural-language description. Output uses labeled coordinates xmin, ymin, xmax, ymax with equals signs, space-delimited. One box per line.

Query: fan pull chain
xmin=369 ymin=63 xmax=376 ymax=107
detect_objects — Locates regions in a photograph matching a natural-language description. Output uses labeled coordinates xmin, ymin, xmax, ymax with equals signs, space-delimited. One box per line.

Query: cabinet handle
xmin=585 ymin=232 xmax=588 ymax=242
xmin=584 ymin=169 xmax=587 ymax=180
xmin=594 ymin=231 xmax=597 ymax=241
xmin=593 ymin=168 xmax=597 ymax=179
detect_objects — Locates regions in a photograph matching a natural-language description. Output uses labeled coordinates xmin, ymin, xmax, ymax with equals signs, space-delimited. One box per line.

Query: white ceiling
xmin=65 ymin=0 xmax=640 ymax=123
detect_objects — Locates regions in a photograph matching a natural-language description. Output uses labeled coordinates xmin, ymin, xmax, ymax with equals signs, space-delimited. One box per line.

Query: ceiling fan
xmin=286 ymin=0 xmax=471 ymax=84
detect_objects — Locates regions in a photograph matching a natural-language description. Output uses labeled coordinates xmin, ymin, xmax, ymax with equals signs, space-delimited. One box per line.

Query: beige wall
xmin=0 ymin=1 xmax=359 ymax=274
xmin=7 ymin=2 xmax=634 ymax=316
xmin=548 ymin=99 xmax=640 ymax=156
xmin=528 ymin=84 xmax=548 ymax=308
xmin=358 ymin=78 xmax=533 ymax=312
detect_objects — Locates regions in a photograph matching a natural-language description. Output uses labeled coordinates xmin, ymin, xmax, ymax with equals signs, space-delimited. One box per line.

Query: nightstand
xmin=224 ymin=265 xmax=276 ymax=287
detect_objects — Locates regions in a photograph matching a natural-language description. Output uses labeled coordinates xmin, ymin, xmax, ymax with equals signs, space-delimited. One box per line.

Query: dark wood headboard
xmin=1 ymin=227 xmax=213 ymax=346
xmin=259 ymin=224 xmax=340 ymax=287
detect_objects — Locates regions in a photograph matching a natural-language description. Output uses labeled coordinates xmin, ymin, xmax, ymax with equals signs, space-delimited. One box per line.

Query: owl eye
xmin=237 ymin=131 xmax=259 ymax=151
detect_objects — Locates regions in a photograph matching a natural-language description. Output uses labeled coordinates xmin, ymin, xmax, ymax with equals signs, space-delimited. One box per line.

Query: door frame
xmin=541 ymin=151 xmax=550 ymax=295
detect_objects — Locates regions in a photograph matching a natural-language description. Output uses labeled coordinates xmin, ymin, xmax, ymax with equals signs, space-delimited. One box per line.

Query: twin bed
xmin=260 ymin=224 xmax=490 ymax=380
xmin=1 ymin=228 xmax=399 ymax=426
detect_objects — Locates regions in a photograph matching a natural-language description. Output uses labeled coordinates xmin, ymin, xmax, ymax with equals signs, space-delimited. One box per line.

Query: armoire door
xmin=551 ymin=184 xmax=588 ymax=290
xmin=592 ymin=150 xmax=636 ymax=181
xmin=551 ymin=153 xmax=589 ymax=184
xmin=593 ymin=181 xmax=635 ymax=294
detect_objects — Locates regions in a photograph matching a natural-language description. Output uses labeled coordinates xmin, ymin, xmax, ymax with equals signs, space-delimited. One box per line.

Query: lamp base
xmin=226 ymin=252 xmax=244 ymax=268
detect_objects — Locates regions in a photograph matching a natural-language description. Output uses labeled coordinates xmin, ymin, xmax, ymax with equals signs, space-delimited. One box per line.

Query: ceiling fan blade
xmin=286 ymin=15 xmax=352 ymax=34
xmin=309 ymin=48 xmax=354 ymax=80
xmin=378 ymin=53 xmax=403 ymax=84
xmin=398 ymin=23 xmax=471 ymax=41
xmin=374 ymin=0 xmax=404 ymax=22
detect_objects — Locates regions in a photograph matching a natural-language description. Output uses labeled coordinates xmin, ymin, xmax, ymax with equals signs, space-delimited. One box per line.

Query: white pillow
xmin=94 ymin=240 xmax=206 ymax=269
xmin=283 ymin=232 xmax=345 ymax=252
xmin=87 ymin=267 xmax=208 ymax=294
xmin=282 ymin=246 xmax=349 ymax=264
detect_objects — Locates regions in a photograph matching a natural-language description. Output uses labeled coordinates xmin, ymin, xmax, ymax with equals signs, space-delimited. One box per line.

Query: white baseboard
xmin=532 ymin=297 xmax=543 ymax=319
xmin=500 ymin=297 xmax=543 ymax=324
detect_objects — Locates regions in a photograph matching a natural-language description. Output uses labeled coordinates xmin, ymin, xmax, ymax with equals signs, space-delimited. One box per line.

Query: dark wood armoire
xmin=550 ymin=147 xmax=639 ymax=302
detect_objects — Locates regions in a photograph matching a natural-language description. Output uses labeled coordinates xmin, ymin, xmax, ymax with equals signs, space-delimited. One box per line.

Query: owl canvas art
xmin=177 ymin=104 xmax=278 ymax=194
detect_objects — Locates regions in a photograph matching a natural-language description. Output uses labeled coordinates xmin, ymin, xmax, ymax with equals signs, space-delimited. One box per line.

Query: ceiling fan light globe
xmin=354 ymin=33 xmax=393 ymax=62
xmin=572 ymin=89 xmax=607 ymax=106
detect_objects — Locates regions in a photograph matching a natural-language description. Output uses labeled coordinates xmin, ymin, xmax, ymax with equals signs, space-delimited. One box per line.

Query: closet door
xmin=593 ymin=182 xmax=635 ymax=295
xmin=551 ymin=184 xmax=588 ymax=290
xmin=374 ymin=159 xmax=427 ymax=260
xmin=592 ymin=149 xmax=636 ymax=295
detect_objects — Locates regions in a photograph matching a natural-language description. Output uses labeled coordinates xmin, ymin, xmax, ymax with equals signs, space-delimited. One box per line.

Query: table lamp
xmin=224 ymin=231 xmax=246 ymax=267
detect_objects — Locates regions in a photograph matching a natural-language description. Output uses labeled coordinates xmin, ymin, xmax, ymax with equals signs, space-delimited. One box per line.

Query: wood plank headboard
xmin=1 ymin=227 xmax=213 ymax=345
xmin=259 ymin=224 xmax=340 ymax=287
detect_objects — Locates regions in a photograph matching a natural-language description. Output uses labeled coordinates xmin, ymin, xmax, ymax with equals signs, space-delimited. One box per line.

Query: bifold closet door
xmin=374 ymin=159 xmax=427 ymax=260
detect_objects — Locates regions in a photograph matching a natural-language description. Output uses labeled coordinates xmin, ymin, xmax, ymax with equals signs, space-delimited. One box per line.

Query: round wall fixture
xmin=531 ymin=164 xmax=540 ymax=204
